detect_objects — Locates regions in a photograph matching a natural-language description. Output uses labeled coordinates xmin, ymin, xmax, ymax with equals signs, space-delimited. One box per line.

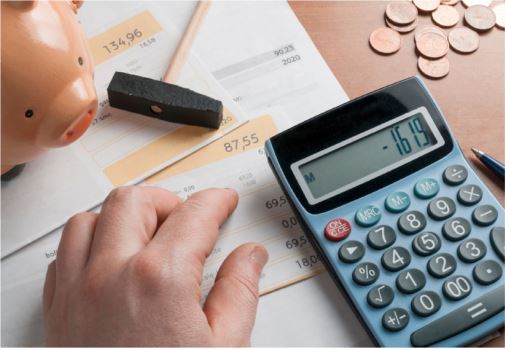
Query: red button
xmin=324 ymin=218 xmax=352 ymax=241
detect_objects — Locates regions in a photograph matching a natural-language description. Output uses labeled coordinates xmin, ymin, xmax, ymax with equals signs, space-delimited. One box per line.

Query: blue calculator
xmin=265 ymin=77 xmax=504 ymax=347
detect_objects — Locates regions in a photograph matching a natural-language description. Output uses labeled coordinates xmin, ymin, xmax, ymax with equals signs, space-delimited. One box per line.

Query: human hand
xmin=43 ymin=186 xmax=268 ymax=346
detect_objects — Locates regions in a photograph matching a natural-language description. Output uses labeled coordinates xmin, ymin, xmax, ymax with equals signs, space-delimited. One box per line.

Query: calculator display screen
xmin=293 ymin=108 xmax=444 ymax=204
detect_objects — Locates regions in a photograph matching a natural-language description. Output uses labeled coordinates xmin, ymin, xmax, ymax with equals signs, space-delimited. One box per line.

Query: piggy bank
xmin=1 ymin=0 xmax=97 ymax=177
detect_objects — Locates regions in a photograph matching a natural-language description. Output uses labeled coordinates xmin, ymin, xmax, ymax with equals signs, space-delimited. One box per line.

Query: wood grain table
xmin=289 ymin=0 xmax=505 ymax=205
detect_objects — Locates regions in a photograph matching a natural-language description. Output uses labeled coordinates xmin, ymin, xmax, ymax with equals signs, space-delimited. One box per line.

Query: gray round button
xmin=398 ymin=210 xmax=427 ymax=235
xmin=457 ymin=184 xmax=483 ymax=206
xmin=412 ymin=232 xmax=441 ymax=256
xmin=338 ymin=240 xmax=365 ymax=263
xmin=411 ymin=291 xmax=441 ymax=317
xmin=352 ymin=262 xmax=380 ymax=286
xmin=443 ymin=217 xmax=471 ymax=241
xmin=428 ymin=197 xmax=456 ymax=221
xmin=382 ymin=246 xmax=411 ymax=271
xmin=428 ymin=253 xmax=457 ymax=278
xmin=367 ymin=284 xmax=394 ymax=308
xmin=443 ymin=165 xmax=468 ymax=186
xmin=473 ymin=260 xmax=502 ymax=285
xmin=382 ymin=308 xmax=409 ymax=332
xmin=458 ymin=238 xmax=487 ymax=263
xmin=367 ymin=225 xmax=396 ymax=250
xmin=443 ymin=275 xmax=472 ymax=301
xmin=472 ymin=205 xmax=498 ymax=226
xmin=396 ymin=268 xmax=426 ymax=294
xmin=490 ymin=227 xmax=505 ymax=261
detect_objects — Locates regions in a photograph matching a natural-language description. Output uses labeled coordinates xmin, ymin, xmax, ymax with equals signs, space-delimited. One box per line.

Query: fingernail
xmin=250 ymin=245 xmax=269 ymax=268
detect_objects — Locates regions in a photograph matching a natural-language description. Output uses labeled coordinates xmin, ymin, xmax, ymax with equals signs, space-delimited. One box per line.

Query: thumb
xmin=203 ymin=243 xmax=268 ymax=346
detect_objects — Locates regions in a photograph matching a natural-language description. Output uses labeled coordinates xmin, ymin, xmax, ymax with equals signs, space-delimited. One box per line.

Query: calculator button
xmin=338 ymin=240 xmax=365 ymax=263
xmin=473 ymin=260 xmax=502 ymax=285
xmin=443 ymin=165 xmax=468 ymax=186
xmin=442 ymin=217 xmax=471 ymax=241
xmin=490 ymin=227 xmax=505 ymax=261
xmin=352 ymin=262 xmax=380 ymax=286
xmin=385 ymin=191 xmax=410 ymax=213
xmin=457 ymin=184 xmax=483 ymax=206
xmin=411 ymin=291 xmax=441 ymax=317
xmin=410 ymin=285 xmax=505 ymax=347
xmin=398 ymin=210 xmax=427 ymax=235
xmin=427 ymin=197 xmax=456 ymax=221
xmin=324 ymin=218 xmax=351 ymax=241
xmin=457 ymin=238 xmax=487 ymax=263
xmin=412 ymin=232 xmax=441 ymax=256
xmin=355 ymin=205 xmax=381 ymax=227
xmin=367 ymin=284 xmax=394 ymax=308
xmin=382 ymin=246 xmax=411 ymax=271
xmin=414 ymin=178 xmax=440 ymax=199
xmin=397 ymin=268 xmax=426 ymax=294
xmin=472 ymin=205 xmax=498 ymax=227
xmin=428 ymin=253 xmax=457 ymax=278
xmin=382 ymin=308 xmax=409 ymax=332
xmin=443 ymin=275 xmax=472 ymax=301
xmin=367 ymin=225 xmax=396 ymax=250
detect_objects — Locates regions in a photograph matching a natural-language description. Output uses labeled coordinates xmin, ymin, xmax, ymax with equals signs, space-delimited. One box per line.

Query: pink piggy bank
xmin=1 ymin=0 xmax=97 ymax=176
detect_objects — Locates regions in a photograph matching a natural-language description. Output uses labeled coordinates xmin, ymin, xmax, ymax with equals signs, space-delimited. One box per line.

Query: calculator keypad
xmin=323 ymin=163 xmax=504 ymax=340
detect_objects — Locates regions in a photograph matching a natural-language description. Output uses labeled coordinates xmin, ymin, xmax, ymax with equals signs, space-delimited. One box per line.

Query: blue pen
xmin=472 ymin=147 xmax=505 ymax=182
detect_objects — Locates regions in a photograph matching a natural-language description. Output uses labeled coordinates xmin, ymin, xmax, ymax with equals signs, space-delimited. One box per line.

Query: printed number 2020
xmin=282 ymin=55 xmax=301 ymax=65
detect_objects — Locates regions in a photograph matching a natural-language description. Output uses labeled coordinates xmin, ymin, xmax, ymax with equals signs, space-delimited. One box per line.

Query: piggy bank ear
xmin=71 ymin=0 xmax=83 ymax=13
xmin=5 ymin=1 xmax=36 ymax=10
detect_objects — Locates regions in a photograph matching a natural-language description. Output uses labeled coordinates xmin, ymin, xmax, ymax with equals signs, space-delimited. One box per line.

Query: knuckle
xmin=81 ymin=271 xmax=106 ymax=302
xmin=131 ymin=252 xmax=164 ymax=286
xmin=65 ymin=212 xmax=93 ymax=229
xmin=224 ymin=274 xmax=259 ymax=306
xmin=106 ymin=185 xmax=141 ymax=204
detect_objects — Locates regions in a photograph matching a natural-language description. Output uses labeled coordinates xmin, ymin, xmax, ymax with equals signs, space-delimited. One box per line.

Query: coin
xmin=369 ymin=27 xmax=402 ymax=54
xmin=415 ymin=26 xmax=447 ymax=42
xmin=386 ymin=16 xmax=418 ymax=33
xmin=493 ymin=3 xmax=505 ymax=29
xmin=414 ymin=0 xmax=441 ymax=12
xmin=462 ymin=0 xmax=492 ymax=7
xmin=465 ymin=5 xmax=496 ymax=31
xmin=386 ymin=1 xmax=418 ymax=25
xmin=418 ymin=56 xmax=450 ymax=78
xmin=448 ymin=27 xmax=479 ymax=53
xmin=432 ymin=5 xmax=460 ymax=27
xmin=416 ymin=31 xmax=449 ymax=58
xmin=441 ymin=0 xmax=460 ymax=5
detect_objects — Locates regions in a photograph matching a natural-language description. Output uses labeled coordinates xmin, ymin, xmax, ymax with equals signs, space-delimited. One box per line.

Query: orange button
xmin=325 ymin=218 xmax=352 ymax=241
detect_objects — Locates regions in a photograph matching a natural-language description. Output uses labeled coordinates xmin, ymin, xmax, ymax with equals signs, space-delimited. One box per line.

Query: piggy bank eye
xmin=25 ymin=109 xmax=34 ymax=118
xmin=78 ymin=56 xmax=83 ymax=66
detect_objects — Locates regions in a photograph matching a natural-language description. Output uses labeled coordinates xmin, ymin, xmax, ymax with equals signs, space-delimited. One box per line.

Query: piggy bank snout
xmin=38 ymin=78 xmax=97 ymax=147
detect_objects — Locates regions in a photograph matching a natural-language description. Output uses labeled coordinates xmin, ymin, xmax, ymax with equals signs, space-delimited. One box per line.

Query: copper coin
xmin=386 ymin=16 xmax=418 ymax=33
xmin=441 ymin=0 xmax=460 ymax=5
xmin=448 ymin=27 xmax=480 ymax=53
xmin=415 ymin=26 xmax=447 ymax=42
xmin=418 ymin=56 xmax=450 ymax=78
xmin=414 ymin=0 xmax=441 ymax=12
xmin=465 ymin=5 xmax=496 ymax=31
xmin=493 ymin=3 xmax=505 ymax=29
xmin=386 ymin=1 xmax=418 ymax=25
xmin=370 ymin=27 xmax=402 ymax=54
xmin=416 ymin=31 xmax=449 ymax=58
xmin=432 ymin=5 xmax=461 ymax=27
xmin=462 ymin=0 xmax=492 ymax=7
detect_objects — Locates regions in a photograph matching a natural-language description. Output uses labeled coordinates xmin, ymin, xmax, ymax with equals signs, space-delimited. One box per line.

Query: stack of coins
xmin=369 ymin=0 xmax=504 ymax=79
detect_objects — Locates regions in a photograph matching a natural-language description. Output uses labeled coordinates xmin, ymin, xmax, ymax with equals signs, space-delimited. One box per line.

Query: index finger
xmin=147 ymin=188 xmax=238 ymax=276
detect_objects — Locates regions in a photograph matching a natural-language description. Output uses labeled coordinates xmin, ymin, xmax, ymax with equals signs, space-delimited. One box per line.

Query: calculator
xmin=265 ymin=77 xmax=504 ymax=347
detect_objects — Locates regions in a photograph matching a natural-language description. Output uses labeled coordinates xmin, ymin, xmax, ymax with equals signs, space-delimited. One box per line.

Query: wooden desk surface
xmin=290 ymin=0 xmax=504 ymax=203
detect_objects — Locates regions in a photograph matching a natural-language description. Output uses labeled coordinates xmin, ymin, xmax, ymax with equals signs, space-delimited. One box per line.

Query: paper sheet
xmin=1 ymin=4 xmax=245 ymax=258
